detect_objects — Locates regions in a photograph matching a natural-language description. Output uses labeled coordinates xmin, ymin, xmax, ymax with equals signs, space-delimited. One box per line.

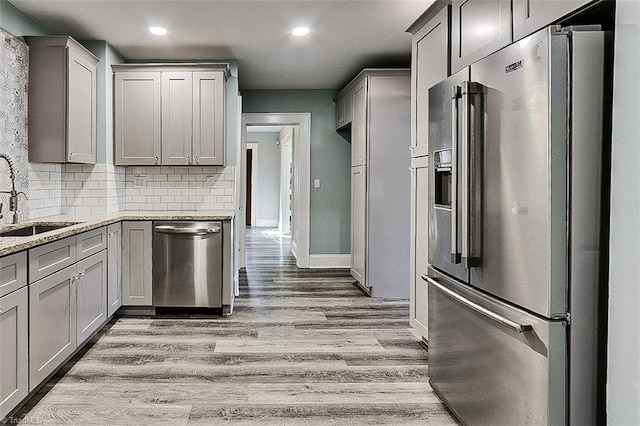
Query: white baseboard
xmin=255 ymin=219 xmax=279 ymax=227
xmin=308 ymin=254 xmax=351 ymax=269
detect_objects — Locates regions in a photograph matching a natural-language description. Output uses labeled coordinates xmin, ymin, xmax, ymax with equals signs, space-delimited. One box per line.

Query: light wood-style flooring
xmin=10 ymin=228 xmax=456 ymax=425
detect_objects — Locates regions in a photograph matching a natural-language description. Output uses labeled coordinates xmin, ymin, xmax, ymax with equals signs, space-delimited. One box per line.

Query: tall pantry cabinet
xmin=335 ymin=69 xmax=411 ymax=299
xmin=407 ymin=4 xmax=450 ymax=340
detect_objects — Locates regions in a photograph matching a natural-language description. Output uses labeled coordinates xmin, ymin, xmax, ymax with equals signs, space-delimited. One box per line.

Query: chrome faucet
xmin=0 ymin=154 xmax=26 ymax=224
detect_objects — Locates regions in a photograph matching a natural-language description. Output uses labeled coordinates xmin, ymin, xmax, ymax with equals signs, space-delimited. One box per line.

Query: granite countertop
xmin=0 ymin=211 xmax=235 ymax=256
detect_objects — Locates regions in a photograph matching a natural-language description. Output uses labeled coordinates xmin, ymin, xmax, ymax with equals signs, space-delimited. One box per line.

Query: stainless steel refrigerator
xmin=425 ymin=26 xmax=606 ymax=425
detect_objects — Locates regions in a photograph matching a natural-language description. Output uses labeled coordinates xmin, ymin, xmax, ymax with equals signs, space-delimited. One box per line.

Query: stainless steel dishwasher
xmin=152 ymin=221 xmax=223 ymax=309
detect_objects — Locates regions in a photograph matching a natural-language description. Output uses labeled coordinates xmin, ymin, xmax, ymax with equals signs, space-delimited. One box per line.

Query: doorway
xmin=239 ymin=113 xmax=311 ymax=269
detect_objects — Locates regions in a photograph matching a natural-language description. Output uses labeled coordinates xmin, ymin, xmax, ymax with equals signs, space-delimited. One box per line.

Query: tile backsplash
xmin=28 ymin=164 xmax=235 ymax=218
xmin=124 ymin=166 xmax=235 ymax=212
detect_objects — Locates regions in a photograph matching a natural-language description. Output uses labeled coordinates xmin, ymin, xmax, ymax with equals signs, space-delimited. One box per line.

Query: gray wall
xmin=81 ymin=41 xmax=125 ymax=165
xmin=247 ymin=132 xmax=281 ymax=225
xmin=242 ymin=90 xmax=351 ymax=255
xmin=0 ymin=0 xmax=48 ymax=36
xmin=607 ymin=1 xmax=640 ymax=424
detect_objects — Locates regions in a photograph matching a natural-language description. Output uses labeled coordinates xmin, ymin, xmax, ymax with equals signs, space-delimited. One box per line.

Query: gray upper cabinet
xmin=334 ymin=90 xmax=353 ymax=130
xmin=24 ymin=36 xmax=98 ymax=164
xmin=114 ymin=64 xmax=228 ymax=166
xmin=114 ymin=71 xmax=162 ymax=165
xmin=409 ymin=5 xmax=450 ymax=158
xmin=162 ymin=72 xmax=193 ymax=165
xmin=512 ymin=0 xmax=593 ymax=41
xmin=351 ymin=79 xmax=367 ymax=167
xmin=192 ymin=72 xmax=226 ymax=165
xmin=451 ymin=0 xmax=512 ymax=73
xmin=0 ymin=252 xmax=27 ymax=298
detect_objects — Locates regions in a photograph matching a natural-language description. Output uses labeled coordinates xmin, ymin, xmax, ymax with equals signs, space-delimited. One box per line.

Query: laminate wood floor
xmin=10 ymin=228 xmax=457 ymax=425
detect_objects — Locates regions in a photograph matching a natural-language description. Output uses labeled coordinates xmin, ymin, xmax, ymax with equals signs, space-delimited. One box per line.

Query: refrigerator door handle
xmin=461 ymin=81 xmax=482 ymax=268
xmin=450 ymin=85 xmax=461 ymax=264
xmin=425 ymin=276 xmax=533 ymax=333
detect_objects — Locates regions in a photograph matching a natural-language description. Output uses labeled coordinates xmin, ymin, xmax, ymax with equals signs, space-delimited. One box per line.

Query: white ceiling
xmin=9 ymin=0 xmax=434 ymax=90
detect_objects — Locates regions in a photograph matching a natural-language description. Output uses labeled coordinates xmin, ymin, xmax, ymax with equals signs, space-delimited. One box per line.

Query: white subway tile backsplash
xmin=26 ymin=164 xmax=234 ymax=217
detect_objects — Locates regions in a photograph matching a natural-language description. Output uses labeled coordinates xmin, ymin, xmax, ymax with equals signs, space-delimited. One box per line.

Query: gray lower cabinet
xmin=512 ymin=0 xmax=593 ymax=41
xmin=28 ymin=265 xmax=77 ymax=391
xmin=107 ymin=223 xmax=122 ymax=317
xmin=0 ymin=286 xmax=28 ymax=419
xmin=409 ymin=156 xmax=429 ymax=339
xmin=122 ymin=221 xmax=153 ymax=306
xmin=29 ymin=236 xmax=77 ymax=283
xmin=0 ymin=252 xmax=27 ymax=298
xmin=76 ymin=251 xmax=107 ymax=345
xmin=350 ymin=166 xmax=366 ymax=286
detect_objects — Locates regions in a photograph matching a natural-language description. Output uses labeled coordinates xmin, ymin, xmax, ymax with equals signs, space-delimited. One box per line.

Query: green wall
xmin=0 ymin=0 xmax=48 ymax=36
xmin=81 ymin=41 xmax=125 ymax=165
xmin=242 ymin=90 xmax=351 ymax=255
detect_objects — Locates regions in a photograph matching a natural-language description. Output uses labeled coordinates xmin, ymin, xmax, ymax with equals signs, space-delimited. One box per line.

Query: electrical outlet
xmin=314 ymin=179 xmax=321 ymax=188
xmin=133 ymin=175 xmax=147 ymax=188
xmin=205 ymin=176 xmax=216 ymax=187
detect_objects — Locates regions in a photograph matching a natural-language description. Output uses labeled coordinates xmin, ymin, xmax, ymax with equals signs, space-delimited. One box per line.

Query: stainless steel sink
xmin=0 ymin=223 xmax=80 ymax=237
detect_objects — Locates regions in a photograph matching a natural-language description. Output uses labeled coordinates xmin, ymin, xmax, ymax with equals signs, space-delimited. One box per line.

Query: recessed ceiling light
xmin=292 ymin=27 xmax=310 ymax=37
xmin=149 ymin=26 xmax=167 ymax=36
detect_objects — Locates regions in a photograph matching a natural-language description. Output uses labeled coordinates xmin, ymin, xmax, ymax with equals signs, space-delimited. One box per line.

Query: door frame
xmin=279 ymin=128 xmax=294 ymax=235
xmin=240 ymin=113 xmax=311 ymax=268
xmin=246 ymin=142 xmax=258 ymax=227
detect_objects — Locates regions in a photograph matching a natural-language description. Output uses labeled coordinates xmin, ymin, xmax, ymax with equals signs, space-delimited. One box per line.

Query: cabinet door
xmin=335 ymin=93 xmax=353 ymax=130
xmin=76 ymin=251 xmax=107 ymax=345
xmin=0 ymin=252 xmax=27 ymax=298
xmin=29 ymin=265 xmax=77 ymax=391
xmin=451 ymin=0 xmax=512 ymax=73
xmin=513 ymin=0 xmax=592 ymax=41
xmin=350 ymin=166 xmax=366 ymax=285
xmin=162 ymin=72 xmax=193 ymax=165
xmin=114 ymin=71 xmax=161 ymax=165
xmin=351 ymin=79 xmax=367 ymax=167
xmin=193 ymin=71 xmax=225 ymax=165
xmin=107 ymin=223 xmax=122 ymax=317
xmin=411 ymin=6 xmax=450 ymax=158
xmin=0 ymin=287 xmax=28 ymax=419
xmin=410 ymin=157 xmax=429 ymax=338
xmin=66 ymin=45 xmax=97 ymax=164
xmin=122 ymin=221 xmax=153 ymax=306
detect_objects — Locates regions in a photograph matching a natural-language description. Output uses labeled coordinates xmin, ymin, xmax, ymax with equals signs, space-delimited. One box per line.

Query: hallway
xmin=10 ymin=228 xmax=455 ymax=425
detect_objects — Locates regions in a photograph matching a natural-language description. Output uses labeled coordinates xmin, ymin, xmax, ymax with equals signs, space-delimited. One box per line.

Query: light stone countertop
xmin=0 ymin=211 xmax=235 ymax=257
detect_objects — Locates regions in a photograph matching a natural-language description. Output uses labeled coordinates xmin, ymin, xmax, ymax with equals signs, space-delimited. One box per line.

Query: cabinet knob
xmin=186 ymin=156 xmax=191 ymax=164
xmin=154 ymin=156 xmax=159 ymax=164
xmin=194 ymin=156 xmax=199 ymax=164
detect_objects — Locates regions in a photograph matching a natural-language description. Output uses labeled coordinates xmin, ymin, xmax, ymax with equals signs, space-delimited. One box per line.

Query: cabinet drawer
xmin=0 ymin=251 xmax=27 ymax=298
xmin=29 ymin=236 xmax=77 ymax=283
xmin=77 ymin=227 xmax=107 ymax=260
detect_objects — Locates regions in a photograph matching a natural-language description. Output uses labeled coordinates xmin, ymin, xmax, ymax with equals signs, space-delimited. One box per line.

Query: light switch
xmin=314 ymin=179 xmax=321 ymax=188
